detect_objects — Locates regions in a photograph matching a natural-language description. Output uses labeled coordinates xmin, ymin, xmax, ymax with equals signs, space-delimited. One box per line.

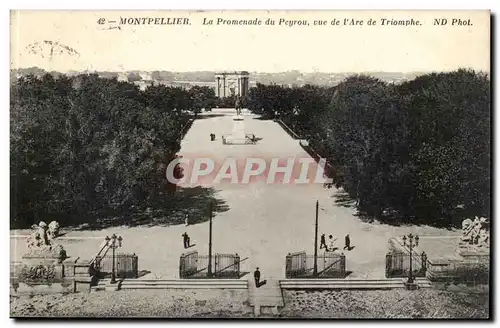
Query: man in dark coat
xmin=254 ymin=267 xmax=267 ymax=288
xmin=344 ymin=234 xmax=351 ymax=250
xmin=320 ymin=233 xmax=328 ymax=250
xmin=254 ymin=267 xmax=260 ymax=286
xmin=182 ymin=232 xmax=190 ymax=249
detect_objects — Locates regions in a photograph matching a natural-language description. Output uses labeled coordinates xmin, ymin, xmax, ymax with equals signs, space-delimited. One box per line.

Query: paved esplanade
xmin=178 ymin=108 xmax=388 ymax=279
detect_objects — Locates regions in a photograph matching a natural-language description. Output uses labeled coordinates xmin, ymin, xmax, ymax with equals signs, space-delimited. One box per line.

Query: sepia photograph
xmin=9 ymin=9 xmax=491 ymax=319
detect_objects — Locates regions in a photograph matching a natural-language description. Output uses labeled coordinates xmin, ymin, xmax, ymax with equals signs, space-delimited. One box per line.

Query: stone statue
xmin=460 ymin=216 xmax=489 ymax=248
xmin=47 ymin=220 xmax=60 ymax=240
xmin=27 ymin=221 xmax=50 ymax=250
xmin=25 ymin=221 xmax=67 ymax=262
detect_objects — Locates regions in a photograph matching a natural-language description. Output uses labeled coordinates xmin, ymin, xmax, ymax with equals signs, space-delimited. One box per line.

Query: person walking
xmin=328 ymin=235 xmax=337 ymax=252
xmin=344 ymin=234 xmax=351 ymax=250
xmin=182 ymin=232 xmax=190 ymax=249
xmin=320 ymin=233 xmax=328 ymax=250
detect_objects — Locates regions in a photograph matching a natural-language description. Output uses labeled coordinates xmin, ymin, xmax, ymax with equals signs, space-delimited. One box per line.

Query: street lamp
xmin=105 ymin=234 xmax=123 ymax=284
xmin=402 ymin=233 xmax=419 ymax=284
xmin=313 ymin=200 xmax=319 ymax=277
xmin=208 ymin=200 xmax=213 ymax=277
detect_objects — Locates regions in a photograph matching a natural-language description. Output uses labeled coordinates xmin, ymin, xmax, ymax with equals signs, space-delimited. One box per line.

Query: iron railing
xmin=385 ymin=251 xmax=427 ymax=278
xmin=95 ymin=253 xmax=138 ymax=279
xmin=285 ymin=251 xmax=346 ymax=278
xmin=179 ymin=251 xmax=241 ymax=278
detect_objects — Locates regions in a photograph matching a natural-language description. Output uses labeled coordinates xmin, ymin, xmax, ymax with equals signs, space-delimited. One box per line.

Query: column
xmin=223 ymin=75 xmax=226 ymax=97
xmin=241 ymin=77 xmax=247 ymax=98
xmin=216 ymin=77 xmax=220 ymax=97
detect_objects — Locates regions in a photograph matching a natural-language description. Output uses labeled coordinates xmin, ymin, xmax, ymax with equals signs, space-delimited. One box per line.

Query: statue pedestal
xmin=223 ymin=114 xmax=254 ymax=145
xmin=11 ymin=245 xmax=68 ymax=288
xmin=456 ymin=245 xmax=490 ymax=263
xmin=22 ymin=244 xmax=67 ymax=263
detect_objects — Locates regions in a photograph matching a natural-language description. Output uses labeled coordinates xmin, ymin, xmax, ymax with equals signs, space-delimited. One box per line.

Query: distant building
xmin=134 ymin=80 xmax=154 ymax=91
xmin=117 ymin=72 xmax=128 ymax=82
xmin=139 ymin=72 xmax=152 ymax=81
xmin=214 ymin=71 xmax=250 ymax=98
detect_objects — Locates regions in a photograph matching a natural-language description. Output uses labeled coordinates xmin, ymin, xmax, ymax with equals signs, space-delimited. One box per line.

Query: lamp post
xmin=105 ymin=234 xmax=123 ymax=284
xmin=402 ymin=233 xmax=419 ymax=284
xmin=313 ymin=200 xmax=319 ymax=277
xmin=208 ymin=200 xmax=213 ymax=277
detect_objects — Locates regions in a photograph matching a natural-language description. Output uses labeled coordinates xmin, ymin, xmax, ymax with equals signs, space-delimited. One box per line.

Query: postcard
xmin=10 ymin=10 xmax=491 ymax=319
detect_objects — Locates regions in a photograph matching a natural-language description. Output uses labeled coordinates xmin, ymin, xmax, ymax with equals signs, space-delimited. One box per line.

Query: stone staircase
xmin=248 ymin=279 xmax=285 ymax=317
xmin=91 ymin=279 xmax=247 ymax=291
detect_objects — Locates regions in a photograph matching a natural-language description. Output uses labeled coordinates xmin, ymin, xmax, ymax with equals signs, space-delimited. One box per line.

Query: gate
xmin=386 ymin=251 xmax=427 ymax=278
xmin=286 ymin=251 xmax=346 ymax=278
xmin=179 ymin=251 xmax=200 ymax=278
xmin=317 ymin=253 xmax=346 ymax=277
xmin=180 ymin=252 xmax=241 ymax=278
xmin=95 ymin=253 xmax=138 ymax=279
xmin=285 ymin=252 xmax=307 ymax=278
xmin=215 ymin=253 xmax=240 ymax=278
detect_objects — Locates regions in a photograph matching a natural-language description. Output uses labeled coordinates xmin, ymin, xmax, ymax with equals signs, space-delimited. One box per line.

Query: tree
xmin=247 ymin=69 xmax=490 ymax=227
xmin=10 ymin=73 xmax=191 ymax=229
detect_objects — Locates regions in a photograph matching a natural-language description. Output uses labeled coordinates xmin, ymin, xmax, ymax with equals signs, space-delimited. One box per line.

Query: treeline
xmin=10 ymin=74 xmax=215 ymax=229
xmin=247 ymin=70 xmax=490 ymax=227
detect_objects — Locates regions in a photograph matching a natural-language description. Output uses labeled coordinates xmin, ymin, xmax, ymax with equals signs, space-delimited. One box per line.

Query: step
xmin=91 ymin=279 xmax=248 ymax=291
xmin=280 ymin=281 xmax=404 ymax=286
xmin=119 ymin=285 xmax=247 ymax=290
xmin=280 ymin=284 xmax=405 ymax=290
xmin=122 ymin=279 xmax=246 ymax=284
xmin=249 ymin=280 xmax=284 ymax=307
xmin=121 ymin=281 xmax=247 ymax=286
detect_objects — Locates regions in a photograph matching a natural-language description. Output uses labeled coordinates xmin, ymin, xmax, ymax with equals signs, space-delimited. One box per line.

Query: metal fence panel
xmin=286 ymin=252 xmax=346 ymax=278
xmin=180 ymin=252 xmax=241 ymax=278
xmin=179 ymin=251 xmax=200 ymax=278
xmin=96 ymin=253 xmax=138 ymax=279
xmin=215 ymin=253 xmax=240 ymax=278
xmin=286 ymin=251 xmax=307 ymax=278
xmin=385 ymin=251 xmax=427 ymax=278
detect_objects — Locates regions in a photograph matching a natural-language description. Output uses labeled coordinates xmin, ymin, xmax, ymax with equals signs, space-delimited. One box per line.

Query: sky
xmin=10 ymin=10 xmax=491 ymax=73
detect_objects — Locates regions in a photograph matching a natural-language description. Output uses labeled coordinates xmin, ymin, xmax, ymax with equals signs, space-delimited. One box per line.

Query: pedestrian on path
xmin=254 ymin=267 xmax=261 ymax=286
xmin=182 ymin=232 xmax=190 ymax=249
xmin=320 ymin=233 xmax=328 ymax=250
xmin=327 ymin=235 xmax=337 ymax=252
xmin=344 ymin=234 xmax=351 ymax=250
xmin=254 ymin=267 xmax=267 ymax=288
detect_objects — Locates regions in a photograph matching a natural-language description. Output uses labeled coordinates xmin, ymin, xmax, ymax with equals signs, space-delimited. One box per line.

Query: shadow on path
xmin=332 ymin=190 xmax=459 ymax=230
xmin=196 ymin=114 xmax=226 ymax=120
xmin=72 ymin=186 xmax=229 ymax=231
xmin=333 ymin=191 xmax=357 ymax=209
